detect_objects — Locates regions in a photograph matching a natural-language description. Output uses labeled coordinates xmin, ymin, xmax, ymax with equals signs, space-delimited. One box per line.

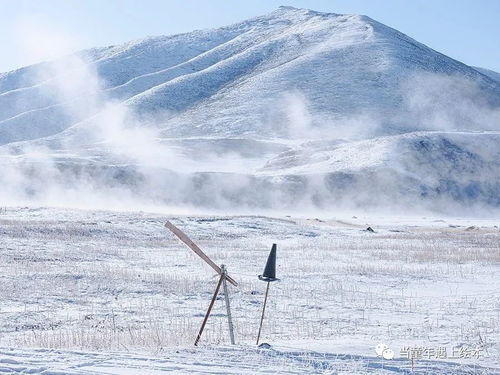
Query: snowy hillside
xmin=474 ymin=66 xmax=500 ymax=83
xmin=0 ymin=6 xmax=499 ymax=212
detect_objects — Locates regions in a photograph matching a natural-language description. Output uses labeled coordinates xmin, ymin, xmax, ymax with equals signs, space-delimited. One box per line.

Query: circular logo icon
xmin=382 ymin=348 xmax=394 ymax=359
xmin=375 ymin=343 xmax=394 ymax=360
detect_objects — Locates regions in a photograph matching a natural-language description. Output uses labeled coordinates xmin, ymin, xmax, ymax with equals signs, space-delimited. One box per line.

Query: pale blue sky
xmin=0 ymin=0 xmax=499 ymax=73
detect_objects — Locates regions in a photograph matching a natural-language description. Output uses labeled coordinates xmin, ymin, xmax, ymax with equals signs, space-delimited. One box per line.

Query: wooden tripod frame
xmin=164 ymin=221 xmax=238 ymax=346
xmin=194 ymin=264 xmax=235 ymax=346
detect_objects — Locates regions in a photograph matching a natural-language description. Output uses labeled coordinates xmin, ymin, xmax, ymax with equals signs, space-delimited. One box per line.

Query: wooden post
xmin=256 ymin=281 xmax=270 ymax=345
xmin=221 ymin=265 xmax=235 ymax=345
xmin=194 ymin=272 xmax=224 ymax=346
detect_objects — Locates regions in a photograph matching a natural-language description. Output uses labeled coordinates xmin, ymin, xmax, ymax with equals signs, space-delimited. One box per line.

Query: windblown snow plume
xmin=1 ymin=7 xmax=499 ymax=214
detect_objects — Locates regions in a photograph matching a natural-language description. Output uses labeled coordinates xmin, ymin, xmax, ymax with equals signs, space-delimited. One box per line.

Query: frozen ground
xmin=0 ymin=206 xmax=499 ymax=374
xmin=0 ymin=345 xmax=496 ymax=374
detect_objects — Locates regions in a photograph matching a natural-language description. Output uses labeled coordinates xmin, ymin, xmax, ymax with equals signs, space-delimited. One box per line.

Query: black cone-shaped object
xmin=259 ymin=244 xmax=278 ymax=282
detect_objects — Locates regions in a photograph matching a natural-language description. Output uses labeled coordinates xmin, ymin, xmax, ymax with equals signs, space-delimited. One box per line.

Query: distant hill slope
xmin=1 ymin=6 xmax=499 ymax=144
xmin=474 ymin=66 xmax=500 ymax=83
xmin=0 ymin=6 xmax=499 ymax=212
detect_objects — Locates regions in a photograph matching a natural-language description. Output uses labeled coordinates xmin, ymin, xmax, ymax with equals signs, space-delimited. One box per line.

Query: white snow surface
xmin=0 ymin=207 xmax=499 ymax=373
xmin=0 ymin=345 xmax=497 ymax=374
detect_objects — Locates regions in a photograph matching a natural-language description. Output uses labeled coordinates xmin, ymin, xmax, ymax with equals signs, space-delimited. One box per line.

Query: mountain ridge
xmin=0 ymin=7 xmax=499 ymax=212
xmin=1 ymin=7 xmax=499 ymax=141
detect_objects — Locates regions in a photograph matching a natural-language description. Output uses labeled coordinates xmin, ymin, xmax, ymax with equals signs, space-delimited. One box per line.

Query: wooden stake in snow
xmin=256 ymin=280 xmax=271 ymax=345
xmin=256 ymin=244 xmax=279 ymax=346
xmin=221 ymin=265 xmax=235 ymax=345
xmin=164 ymin=220 xmax=237 ymax=345
xmin=194 ymin=271 xmax=225 ymax=346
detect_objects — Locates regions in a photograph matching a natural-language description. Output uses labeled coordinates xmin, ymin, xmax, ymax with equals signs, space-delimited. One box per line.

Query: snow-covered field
xmin=0 ymin=206 xmax=498 ymax=374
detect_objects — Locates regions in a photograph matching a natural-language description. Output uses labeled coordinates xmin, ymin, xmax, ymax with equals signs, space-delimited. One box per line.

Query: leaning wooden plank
xmin=164 ymin=220 xmax=238 ymax=286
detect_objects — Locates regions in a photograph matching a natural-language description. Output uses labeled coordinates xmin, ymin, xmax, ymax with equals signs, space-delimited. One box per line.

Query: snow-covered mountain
xmin=0 ymin=6 xmax=499 ymax=212
xmin=474 ymin=66 xmax=500 ymax=83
